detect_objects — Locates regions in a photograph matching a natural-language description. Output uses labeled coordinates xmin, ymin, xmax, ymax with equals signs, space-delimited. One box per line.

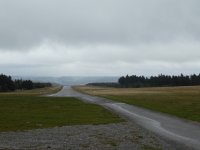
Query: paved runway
xmin=51 ymin=86 xmax=200 ymax=150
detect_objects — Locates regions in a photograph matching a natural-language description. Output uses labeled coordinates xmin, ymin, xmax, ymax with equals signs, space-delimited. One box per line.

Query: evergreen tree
xmin=118 ymin=73 xmax=200 ymax=88
xmin=0 ymin=74 xmax=15 ymax=92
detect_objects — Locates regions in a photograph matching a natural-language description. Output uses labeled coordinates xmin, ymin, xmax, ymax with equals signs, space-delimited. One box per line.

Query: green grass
xmin=105 ymin=93 xmax=200 ymax=122
xmin=0 ymin=95 xmax=123 ymax=132
xmin=142 ymin=145 xmax=162 ymax=150
xmin=74 ymin=86 xmax=200 ymax=122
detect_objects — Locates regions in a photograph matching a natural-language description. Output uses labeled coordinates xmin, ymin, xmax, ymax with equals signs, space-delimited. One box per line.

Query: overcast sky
xmin=0 ymin=0 xmax=200 ymax=77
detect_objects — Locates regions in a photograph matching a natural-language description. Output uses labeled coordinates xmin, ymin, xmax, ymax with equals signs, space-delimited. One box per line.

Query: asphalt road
xmin=51 ymin=86 xmax=200 ymax=150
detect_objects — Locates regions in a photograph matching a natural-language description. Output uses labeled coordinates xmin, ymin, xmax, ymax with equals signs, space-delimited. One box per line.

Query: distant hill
xmin=12 ymin=76 xmax=119 ymax=86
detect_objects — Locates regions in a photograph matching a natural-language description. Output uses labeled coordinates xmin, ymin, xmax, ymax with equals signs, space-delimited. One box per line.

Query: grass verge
xmin=0 ymin=94 xmax=123 ymax=132
xmin=74 ymin=86 xmax=200 ymax=122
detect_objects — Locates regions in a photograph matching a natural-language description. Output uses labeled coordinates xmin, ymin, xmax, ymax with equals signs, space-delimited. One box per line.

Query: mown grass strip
xmin=0 ymin=95 xmax=123 ymax=132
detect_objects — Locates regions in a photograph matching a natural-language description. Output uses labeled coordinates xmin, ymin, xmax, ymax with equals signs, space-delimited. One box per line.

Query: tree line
xmin=118 ymin=74 xmax=200 ymax=88
xmin=0 ymin=74 xmax=52 ymax=92
xmin=87 ymin=82 xmax=119 ymax=87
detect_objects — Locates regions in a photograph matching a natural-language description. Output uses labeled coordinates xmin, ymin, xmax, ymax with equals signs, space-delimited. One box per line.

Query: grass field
xmin=0 ymin=87 xmax=123 ymax=132
xmin=74 ymin=86 xmax=200 ymax=122
xmin=0 ymin=85 xmax=63 ymax=96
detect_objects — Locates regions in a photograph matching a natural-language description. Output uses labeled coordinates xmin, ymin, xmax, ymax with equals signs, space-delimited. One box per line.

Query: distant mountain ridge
xmin=12 ymin=76 xmax=119 ymax=86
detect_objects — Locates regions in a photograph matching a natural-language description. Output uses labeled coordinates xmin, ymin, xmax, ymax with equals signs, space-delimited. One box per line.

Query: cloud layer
xmin=0 ymin=0 xmax=200 ymax=76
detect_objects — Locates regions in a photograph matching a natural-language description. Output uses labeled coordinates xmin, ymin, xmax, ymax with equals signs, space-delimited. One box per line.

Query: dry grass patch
xmin=0 ymin=85 xmax=63 ymax=96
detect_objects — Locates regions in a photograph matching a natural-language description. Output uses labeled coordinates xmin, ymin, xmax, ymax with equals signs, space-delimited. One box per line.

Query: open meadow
xmin=74 ymin=85 xmax=200 ymax=122
xmin=0 ymin=86 xmax=123 ymax=132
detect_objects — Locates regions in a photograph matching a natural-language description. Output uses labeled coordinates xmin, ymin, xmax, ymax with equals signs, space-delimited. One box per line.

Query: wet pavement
xmin=51 ymin=86 xmax=200 ymax=150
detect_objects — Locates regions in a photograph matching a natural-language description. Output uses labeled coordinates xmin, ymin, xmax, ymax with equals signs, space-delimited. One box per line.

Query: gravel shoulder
xmin=0 ymin=122 xmax=191 ymax=150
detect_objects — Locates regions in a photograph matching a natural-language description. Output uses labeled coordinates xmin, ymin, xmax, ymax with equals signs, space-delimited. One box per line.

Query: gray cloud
xmin=1 ymin=0 xmax=200 ymax=49
xmin=0 ymin=0 xmax=200 ymax=76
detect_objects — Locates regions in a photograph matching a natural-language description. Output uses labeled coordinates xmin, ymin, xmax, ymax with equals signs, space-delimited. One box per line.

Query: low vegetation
xmin=74 ymin=86 xmax=200 ymax=122
xmin=87 ymin=82 xmax=119 ymax=87
xmin=0 ymin=87 xmax=123 ymax=132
